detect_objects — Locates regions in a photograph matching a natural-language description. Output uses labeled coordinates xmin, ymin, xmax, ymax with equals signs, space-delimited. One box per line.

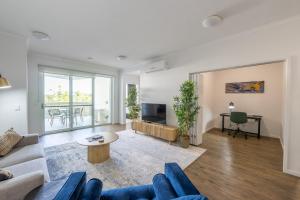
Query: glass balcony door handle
xmin=41 ymin=103 xmax=45 ymax=109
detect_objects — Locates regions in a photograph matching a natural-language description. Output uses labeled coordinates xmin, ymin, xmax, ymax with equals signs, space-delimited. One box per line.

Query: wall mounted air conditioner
xmin=143 ymin=60 xmax=168 ymax=73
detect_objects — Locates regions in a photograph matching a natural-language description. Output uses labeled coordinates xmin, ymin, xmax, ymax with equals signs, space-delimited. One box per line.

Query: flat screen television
xmin=142 ymin=103 xmax=166 ymax=124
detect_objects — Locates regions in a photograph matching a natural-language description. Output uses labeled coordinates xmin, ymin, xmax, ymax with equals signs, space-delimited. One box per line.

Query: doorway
xmin=189 ymin=61 xmax=286 ymax=145
xmin=42 ymin=72 xmax=112 ymax=134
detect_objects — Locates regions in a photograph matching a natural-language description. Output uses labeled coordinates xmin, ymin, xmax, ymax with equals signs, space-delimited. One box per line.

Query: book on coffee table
xmin=86 ymin=135 xmax=104 ymax=142
xmin=98 ymin=138 xmax=104 ymax=143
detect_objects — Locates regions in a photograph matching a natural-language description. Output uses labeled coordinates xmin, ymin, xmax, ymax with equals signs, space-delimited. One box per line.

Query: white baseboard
xmin=284 ymin=168 xmax=300 ymax=177
xmin=280 ymin=137 xmax=284 ymax=150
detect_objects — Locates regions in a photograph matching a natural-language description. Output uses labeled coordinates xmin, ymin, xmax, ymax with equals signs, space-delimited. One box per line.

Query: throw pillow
xmin=0 ymin=169 xmax=13 ymax=181
xmin=0 ymin=128 xmax=23 ymax=156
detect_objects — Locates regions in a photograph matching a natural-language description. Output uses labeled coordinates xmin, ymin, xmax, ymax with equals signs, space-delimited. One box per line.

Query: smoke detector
xmin=202 ymin=15 xmax=223 ymax=28
xmin=32 ymin=31 xmax=50 ymax=40
xmin=117 ymin=55 xmax=127 ymax=60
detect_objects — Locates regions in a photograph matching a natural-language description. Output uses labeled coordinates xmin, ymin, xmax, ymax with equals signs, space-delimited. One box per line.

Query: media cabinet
xmin=132 ymin=120 xmax=178 ymax=144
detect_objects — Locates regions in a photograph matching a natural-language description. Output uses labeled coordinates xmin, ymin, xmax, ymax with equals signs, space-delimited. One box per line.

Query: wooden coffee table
xmin=77 ymin=132 xmax=119 ymax=164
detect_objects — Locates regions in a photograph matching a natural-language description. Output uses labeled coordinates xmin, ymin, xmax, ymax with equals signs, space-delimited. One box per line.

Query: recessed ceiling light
xmin=117 ymin=55 xmax=127 ymax=60
xmin=32 ymin=31 xmax=50 ymax=40
xmin=202 ymin=15 xmax=223 ymax=28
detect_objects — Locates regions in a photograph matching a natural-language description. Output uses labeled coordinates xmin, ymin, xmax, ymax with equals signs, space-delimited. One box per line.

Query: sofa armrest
xmin=54 ymin=172 xmax=86 ymax=200
xmin=173 ymin=195 xmax=208 ymax=200
xmin=80 ymin=178 xmax=102 ymax=200
xmin=15 ymin=134 xmax=39 ymax=148
xmin=0 ymin=171 xmax=44 ymax=200
xmin=101 ymin=184 xmax=155 ymax=200
xmin=165 ymin=163 xmax=200 ymax=197
xmin=153 ymin=173 xmax=177 ymax=200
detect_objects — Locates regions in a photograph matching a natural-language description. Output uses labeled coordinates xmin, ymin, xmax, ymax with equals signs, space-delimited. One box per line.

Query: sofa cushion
xmin=4 ymin=157 xmax=50 ymax=182
xmin=173 ymin=195 xmax=208 ymax=200
xmin=25 ymin=179 xmax=67 ymax=200
xmin=0 ymin=128 xmax=23 ymax=156
xmin=0 ymin=143 xmax=44 ymax=168
xmin=54 ymin=172 xmax=86 ymax=200
xmin=101 ymin=185 xmax=155 ymax=200
xmin=165 ymin=163 xmax=200 ymax=197
xmin=80 ymin=178 xmax=102 ymax=200
xmin=153 ymin=173 xmax=177 ymax=200
xmin=15 ymin=134 xmax=39 ymax=148
xmin=0 ymin=171 xmax=45 ymax=200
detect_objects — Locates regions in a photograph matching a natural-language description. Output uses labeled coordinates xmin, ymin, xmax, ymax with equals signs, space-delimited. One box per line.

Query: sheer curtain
xmin=189 ymin=73 xmax=202 ymax=145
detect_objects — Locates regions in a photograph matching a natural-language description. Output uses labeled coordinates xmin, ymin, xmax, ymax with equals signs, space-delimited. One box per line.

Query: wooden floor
xmin=40 ymin=125 xmax=300 ymax=200
xmin=186 ymin=129 xmax=300 ymax=200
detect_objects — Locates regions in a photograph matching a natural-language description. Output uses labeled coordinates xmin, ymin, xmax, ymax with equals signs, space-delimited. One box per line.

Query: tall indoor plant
xmin=125 ymin=86 xmax=140 ymax=128
xmin=173 ymin=80 xmax=200 ymax=148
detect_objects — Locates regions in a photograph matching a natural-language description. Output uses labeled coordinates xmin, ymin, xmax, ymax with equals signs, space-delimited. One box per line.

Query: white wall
xmin=200 ymin=72 xmax=215 ymax=133
xmin=200 ymin=62 xmax=284 ymax=138
xmin=119 ymin=74 xmax=140 ymax=124
xmin=27 ymin=53 xmax=120 ymax=134
xmin=140 ymin=68 xmax=187 ymax=126
xmin=140 ymin=16 xmax=300 ymax=176
xmin=0 ymin=32 xmax=28 ymax=134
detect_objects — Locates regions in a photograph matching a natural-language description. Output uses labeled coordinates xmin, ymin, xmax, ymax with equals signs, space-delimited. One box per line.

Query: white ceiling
xmin=0 ymin=0 xmax=299 ymax=69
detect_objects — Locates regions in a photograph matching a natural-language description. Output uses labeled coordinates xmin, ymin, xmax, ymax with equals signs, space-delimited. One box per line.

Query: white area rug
xmin=45 ymin=130 xmax=206 ymax=189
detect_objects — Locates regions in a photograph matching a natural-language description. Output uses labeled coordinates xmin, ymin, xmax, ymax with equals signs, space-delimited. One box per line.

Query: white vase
xmin=126 ymin=119 xmax=132 ymax=130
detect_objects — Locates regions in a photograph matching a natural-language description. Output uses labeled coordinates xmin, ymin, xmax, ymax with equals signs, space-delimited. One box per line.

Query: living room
xmin=1 ymin=1 xmax=300 ymax=200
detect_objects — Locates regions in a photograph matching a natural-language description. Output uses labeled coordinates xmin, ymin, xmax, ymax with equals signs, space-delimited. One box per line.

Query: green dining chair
xmin=230 ymin=112 xmax=248 ymax=139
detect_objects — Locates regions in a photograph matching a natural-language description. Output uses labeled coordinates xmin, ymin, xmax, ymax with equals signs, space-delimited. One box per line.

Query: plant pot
xmin=179 ymin=135 xmax=190 ymax=148
xmin=126 ymin=119 xmax=132 ymax=130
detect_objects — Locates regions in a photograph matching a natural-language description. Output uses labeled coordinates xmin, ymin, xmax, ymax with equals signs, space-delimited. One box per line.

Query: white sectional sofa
xmin=0 ymin=134 xmax=49 ymax=200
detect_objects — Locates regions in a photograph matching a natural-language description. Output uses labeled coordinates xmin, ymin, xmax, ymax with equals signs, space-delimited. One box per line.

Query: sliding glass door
xmin=94 ymin=77 xmax=112 ymax=125
xmin=72 ymin=76 xmax=93 ymax=128
xmin=42 ymin=72 xmax=112 ymax=134
xmin=44 ymin=73 xmax=71 ymax=132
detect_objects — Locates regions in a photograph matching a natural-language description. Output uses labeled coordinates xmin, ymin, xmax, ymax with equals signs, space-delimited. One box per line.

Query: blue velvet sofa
xmin=49 ymin=163 xmax=208 ymax=200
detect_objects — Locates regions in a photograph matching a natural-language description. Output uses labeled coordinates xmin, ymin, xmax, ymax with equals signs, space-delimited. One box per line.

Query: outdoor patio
xmin=44 ymin=107 xmax=110 ymax=132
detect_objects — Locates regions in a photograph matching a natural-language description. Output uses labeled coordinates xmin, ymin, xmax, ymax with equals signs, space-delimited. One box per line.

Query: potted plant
xmin=173 ymin=80 xmax=200 ymax=148
xmin=125 ymin=86 xmax=140 ymax=129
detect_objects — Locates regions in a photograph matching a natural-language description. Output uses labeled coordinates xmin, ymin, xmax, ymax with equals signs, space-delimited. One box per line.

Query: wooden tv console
xmin=132 ymin=120 xmax=178 ymax=144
